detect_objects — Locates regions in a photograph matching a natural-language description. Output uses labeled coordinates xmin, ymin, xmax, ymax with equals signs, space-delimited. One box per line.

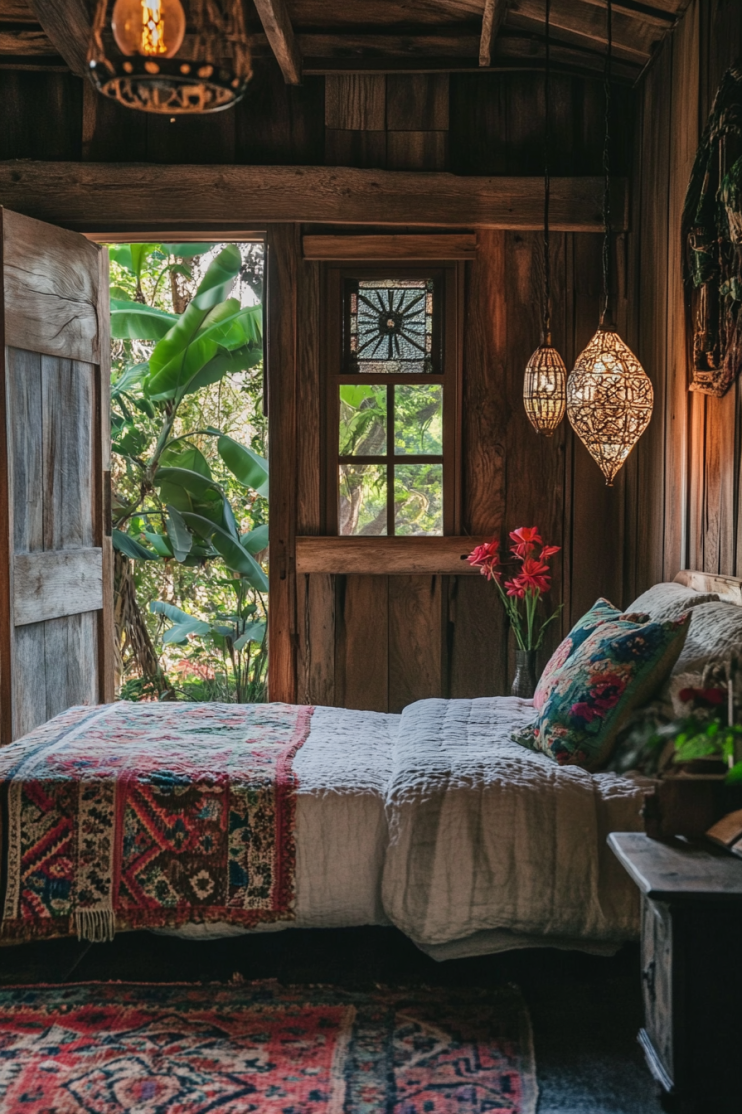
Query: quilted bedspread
xmin=0 ymin=701 xmax=313 ymax=943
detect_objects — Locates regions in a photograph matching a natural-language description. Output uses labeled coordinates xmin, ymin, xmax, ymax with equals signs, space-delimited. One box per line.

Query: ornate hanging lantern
xmin=523 ymin=0 xmax=567 ymax=436
xmin=88 ymin=0 xmax=253 ymax=114
xmin=567 ymin=326 xmax=653 ymax=485
xmin=566 ymin=0 xmax=652 ymax=485
xmin=524 ymin=341 xmax=567 ymax=436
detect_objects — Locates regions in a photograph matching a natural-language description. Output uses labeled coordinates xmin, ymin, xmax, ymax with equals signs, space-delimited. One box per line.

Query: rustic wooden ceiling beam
xmin=479 ymin=0 xmax=508 ymax=66
xmin=577 ymin=0 xmax=678 ymax=28
xmin=0 ymin=163 xmax=628 ymax=232
xmin=0 ymin=27 xmax=53 ymax=53
xmin=506 ymin=0 xmax=652 ymax=60
xmin=252 ymin=0 xmax=302 ymax=85
xmin=28 ymin=0 xmax=90 ymax=76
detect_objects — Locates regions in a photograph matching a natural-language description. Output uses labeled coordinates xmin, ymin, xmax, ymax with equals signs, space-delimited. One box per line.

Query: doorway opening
xmin=108 ymin=240 xmax=268 ymax=704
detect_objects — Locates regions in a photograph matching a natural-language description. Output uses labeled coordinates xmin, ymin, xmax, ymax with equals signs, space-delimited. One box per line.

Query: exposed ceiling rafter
xmin=252 ymin=0 xmax=302 ymax=85
xmin=28 ymin=0 xmax=89 ymax=77
xmin=479 ymin=0 xmax=508 ymax=66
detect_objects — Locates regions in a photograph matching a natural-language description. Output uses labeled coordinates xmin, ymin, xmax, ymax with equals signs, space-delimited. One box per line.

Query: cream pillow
xmin=627 ymin=581 xmax=719 ymax=623
xmin=673 ymin=600 xmax=742 ymax=674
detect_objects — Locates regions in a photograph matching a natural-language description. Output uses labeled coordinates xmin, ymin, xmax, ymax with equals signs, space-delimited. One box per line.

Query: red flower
xmin=678 ymin=686 xmax=726 ymax=707
xmin=509 ymin=526 xmax=543 ymax=558
xmin=467 ymin=540 xmax=502 ymax=582
xmin=517 ymin=557 xmax=552 ymax=593
xmin=540 ymin=544 xmax=561 ymax=560
xmin=505 ymin=579 xmax=526 ymax=598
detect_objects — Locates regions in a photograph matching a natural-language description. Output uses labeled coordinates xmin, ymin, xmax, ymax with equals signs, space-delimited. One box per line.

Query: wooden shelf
xmin=295 ymin=535 xmax=489 ymax=575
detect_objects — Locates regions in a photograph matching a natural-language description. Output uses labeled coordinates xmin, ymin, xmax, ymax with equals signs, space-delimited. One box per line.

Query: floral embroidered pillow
xmin=534 ymin=598 xmax=630 ymax=713
xmin=515 ymin=613 xmax=690 ymax=770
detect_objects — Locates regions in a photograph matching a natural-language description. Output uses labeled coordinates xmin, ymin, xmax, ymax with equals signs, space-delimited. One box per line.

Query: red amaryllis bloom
xmin=540 ymin=544 xmax=561 ymax=560
xmin=505 ymin=578 xmax=526 ymax=598
xmin=509 ymin=526 xmax=543 ymax=558
xmin=678 ymin=686 xmax=726 ymax=707
xmin=516 ymin=557 xmax=551 ymax=593
xmin=467 ymin=540 xmax=502 ymax=582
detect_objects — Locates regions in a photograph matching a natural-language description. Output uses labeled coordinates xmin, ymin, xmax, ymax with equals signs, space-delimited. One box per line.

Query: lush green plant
xmin=109 ymin=241 xmax=268 ymax=701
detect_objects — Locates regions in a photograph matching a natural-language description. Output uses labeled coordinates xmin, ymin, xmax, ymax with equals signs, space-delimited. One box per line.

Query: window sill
xmin=294 ymin=536 xmax=489 ymax=575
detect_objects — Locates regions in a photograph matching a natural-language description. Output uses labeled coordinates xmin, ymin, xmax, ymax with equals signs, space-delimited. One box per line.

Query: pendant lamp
xmin=87 ymin=0 xmax=253 ymax=114
xmin=523 ymin=0 xmax=567 ymax=437
xmin=566 ymin=0 xmax=652 ymax=485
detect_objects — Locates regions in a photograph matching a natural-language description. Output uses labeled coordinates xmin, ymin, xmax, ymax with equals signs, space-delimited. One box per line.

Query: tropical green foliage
xmin=110 ymin=241 xmax=268 ymax=702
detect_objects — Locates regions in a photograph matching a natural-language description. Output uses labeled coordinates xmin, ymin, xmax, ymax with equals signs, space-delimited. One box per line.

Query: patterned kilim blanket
xmin=0 ymin=701 xmax=313 ymax=943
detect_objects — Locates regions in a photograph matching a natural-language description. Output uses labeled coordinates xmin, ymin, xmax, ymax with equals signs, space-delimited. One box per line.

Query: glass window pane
xmin=339 ymin=384 xmax=387 ymax=456
xmin=347 ymin=278 xmax=437 ymax=374
xmin=339 ymin=464 xmax=388 ymax=535
xmin=394 ymin=384 xmax=443 ymax=456
xmin=394 ymin=464 xmax=443 ymax=536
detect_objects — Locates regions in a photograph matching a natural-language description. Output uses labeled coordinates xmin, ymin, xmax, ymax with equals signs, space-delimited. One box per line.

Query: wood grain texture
xmin=386 ymin=130 xmax=448 ymax=171
xmin=252 ymin=0 xmax=302 ymax=85
xmin=96 ymin=244 xmax=114 ymax=703
xmin=386 ymin=74 xmax=449 ymax=130
xmin=6 ymin=346 xmax=43 ymax=555
xmin=388 ymin=574 xmax=443 ymax=712
xmin=2 ymin=208 xmax=99 ymax=363
xmin=267 ymin=224 xmax=298 ymax=703
xmin=0 ymin=163 xmax=629 ymax=232
xmin=334 ymin=575 xmax=388 ymax=712
xmin=296 ymin=572 xmax=335 ymax=706
xmin=42 ymin=356 xmax=95 ymax=550
xmin=325 ymin=75 xmax=386 ymax=131
xmin=479 ymin=0 xmax=508 ymax=67
xmin=296 ymin=536 xmax=490 ymax=574
xmin=674 ymin=569 xmax=742 ymax=606
xmin=42 ymin=610 xmax=98 ymax=721
xmin=609 ymin=832 xmax=742 ymax=901
xmin=13 ymin=548 xmax=103 ymax=626
xmin=0 ymin=29 xmax=55 ymax=54
xmin=28 ymin=0 xmax=90 ymax=77
xmin=302 ymin=234 xmax=476 ymax=260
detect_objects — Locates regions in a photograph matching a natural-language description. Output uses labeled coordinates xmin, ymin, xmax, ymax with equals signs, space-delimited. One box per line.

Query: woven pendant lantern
xmin=88 ymin=0 xmax=253 ymax=114
xmin=567 ymin=326 xmax=653 ymax=485
xmin=566 ymin=0 xmax=652 ymax=484
xmin=524 ymin=340 xmax=567 ymax=436
xmin=523 ymin=0 xmax=567 ymax=436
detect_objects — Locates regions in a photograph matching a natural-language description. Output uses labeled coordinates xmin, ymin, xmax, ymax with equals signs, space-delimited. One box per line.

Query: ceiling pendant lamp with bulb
xmin=566 ymin=0 xmax=653 ymax=485
xmin=88 ymin=0 xmax=253 ymax=114
xmin=523 ymin=0 xmax=567 ymax=437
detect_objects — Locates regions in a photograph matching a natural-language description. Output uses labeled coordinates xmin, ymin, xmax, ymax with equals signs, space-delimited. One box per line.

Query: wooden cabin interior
xmin=0 ymin=2 xmax=742 ymax=1112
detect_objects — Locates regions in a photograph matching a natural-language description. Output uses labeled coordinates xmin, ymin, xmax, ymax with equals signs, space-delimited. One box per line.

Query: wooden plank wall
xmin=0 ymin=57 xmax=637 ymax=712
xmin=626 ymin=0 xmax=742 ymax=596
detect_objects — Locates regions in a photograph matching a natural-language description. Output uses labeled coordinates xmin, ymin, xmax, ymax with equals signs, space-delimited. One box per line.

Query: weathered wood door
xmin=0 ymin=208 xmax=113 ymax=743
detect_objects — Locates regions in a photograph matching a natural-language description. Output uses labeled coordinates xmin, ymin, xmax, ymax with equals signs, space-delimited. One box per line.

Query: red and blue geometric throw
xmin=0 ymin=701 xmax=313 ymax=942
xmin=0 ymin=981 xmax=538 ymax=1113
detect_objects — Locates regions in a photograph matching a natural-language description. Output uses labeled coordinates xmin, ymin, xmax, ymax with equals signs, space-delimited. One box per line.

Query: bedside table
xmin=609 ymin=832 xmax=742 ymax=1114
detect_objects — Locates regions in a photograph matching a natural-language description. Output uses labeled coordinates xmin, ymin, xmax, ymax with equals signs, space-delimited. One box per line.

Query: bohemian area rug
xmin=0 ymin=980 xmax=537 ymax=1113
xmin=0 ymin=701 xmax=313 ymax=943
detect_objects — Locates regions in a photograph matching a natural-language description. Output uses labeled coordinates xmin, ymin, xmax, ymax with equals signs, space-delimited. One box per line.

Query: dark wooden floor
xmin=0 ymin=925 xmax=665 ymax=1113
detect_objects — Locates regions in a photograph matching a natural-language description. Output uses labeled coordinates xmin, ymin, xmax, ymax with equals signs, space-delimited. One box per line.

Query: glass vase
xmin=511 ymin=649 xmax=537 ymax=699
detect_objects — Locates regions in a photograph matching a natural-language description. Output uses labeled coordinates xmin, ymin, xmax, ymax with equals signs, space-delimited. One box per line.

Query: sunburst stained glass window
xmin=345 ymin=278 xmax=440 ymax=374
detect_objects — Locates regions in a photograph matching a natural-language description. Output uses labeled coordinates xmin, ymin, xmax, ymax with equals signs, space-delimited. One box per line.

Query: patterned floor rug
xmin=0 ymin=980 xmax=537 ymax=1113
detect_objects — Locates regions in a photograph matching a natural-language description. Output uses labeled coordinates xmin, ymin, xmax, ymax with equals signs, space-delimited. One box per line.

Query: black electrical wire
xmin=543 ymin=0 xmax=552 ymax=344
xmin=600 ymin=0 xmax=613 ymax=327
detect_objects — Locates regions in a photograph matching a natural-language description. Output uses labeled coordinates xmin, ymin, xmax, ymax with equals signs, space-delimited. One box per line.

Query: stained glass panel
xmin=394 ymin=464 xmax=443 ymax=536
xmin=394 ymin=384 xmax=443 ymax=455
xmin=346 ymin=278 xmax=437 ymax=374
xmin=339 ymin=384 xmax=387 ymax=456
xmin=339 ymin=464 xmax=388 ymax=535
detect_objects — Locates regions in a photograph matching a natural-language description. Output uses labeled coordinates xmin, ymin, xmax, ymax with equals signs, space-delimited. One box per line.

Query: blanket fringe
xmin=75 ymin=909 xmax=116 ymax=943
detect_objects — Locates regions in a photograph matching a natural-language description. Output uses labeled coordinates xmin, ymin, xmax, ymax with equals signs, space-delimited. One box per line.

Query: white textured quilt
xmin=381 ymin=697 xmax=652 ymax=951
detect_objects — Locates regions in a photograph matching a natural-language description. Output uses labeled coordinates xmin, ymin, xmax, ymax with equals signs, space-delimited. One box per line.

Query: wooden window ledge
xmin=294 ymin=536 xmax=490 ymax=575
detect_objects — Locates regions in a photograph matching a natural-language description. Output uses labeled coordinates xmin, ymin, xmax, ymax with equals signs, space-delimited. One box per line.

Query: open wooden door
xmin=0 ymin=208 xmax=113 ymax=743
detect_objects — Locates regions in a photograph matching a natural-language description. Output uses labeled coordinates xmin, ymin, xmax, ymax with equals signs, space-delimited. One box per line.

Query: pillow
xmin=514 ymin=613 xmax=690 ymax=771
xmin=534 ymin=598 xmax=637 ymax=713
xmin=626 ymin=581 xmax=719 ymax=623
xmin=672 ymin=600 xmax=742 ymax=674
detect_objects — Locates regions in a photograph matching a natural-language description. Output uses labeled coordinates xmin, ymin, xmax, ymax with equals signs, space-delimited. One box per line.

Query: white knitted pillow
xmin=627 ymin=581 xmax=719 ymax=623
xmin=673 ymin=600 xmax=742 ymax=674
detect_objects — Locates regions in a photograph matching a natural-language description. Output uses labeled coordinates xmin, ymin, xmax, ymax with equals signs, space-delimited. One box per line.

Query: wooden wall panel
xmin=388 ymin=575 xmax=443 ymax=713
xmin=631 ymin=0 xmax=742 ymax=594
xmin=335 ymin=575 xmax=388 ymax=712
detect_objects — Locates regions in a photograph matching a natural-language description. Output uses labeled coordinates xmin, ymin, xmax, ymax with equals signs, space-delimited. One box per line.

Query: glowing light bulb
xmin=112 ymin=0 xmax=186 ymax=58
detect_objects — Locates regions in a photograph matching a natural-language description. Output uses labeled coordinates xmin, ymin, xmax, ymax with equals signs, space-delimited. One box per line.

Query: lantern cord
xmin=542 ymin=0 xmax=552 ymax=345
xmin=600 ymin=0 xmax=613 ymax=328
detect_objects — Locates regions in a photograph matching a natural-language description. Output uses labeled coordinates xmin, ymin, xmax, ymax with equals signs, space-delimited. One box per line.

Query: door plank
xmin=42 ymin=356 xmax=95 ymax=551
xmin=296 ymin=572 xmax=335 ymax=707
xmin=335 ymin=574 xmax=389 ymax=712
xmin=6 ymin=346 xmax=43 ymax=554
xmin=2 ymin=208 xmax=100 ymax=363
xmin=13 ymin=622 xmax=46 ymax=740
xmin=43 ymin=611 xmax=98 ymax=722
xmin=14 ymin=548 xmax=103 ymax=626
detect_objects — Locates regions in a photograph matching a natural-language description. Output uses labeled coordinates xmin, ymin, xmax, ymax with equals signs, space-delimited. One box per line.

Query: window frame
xmin=322 ymin=262 xmax=462 ymax=538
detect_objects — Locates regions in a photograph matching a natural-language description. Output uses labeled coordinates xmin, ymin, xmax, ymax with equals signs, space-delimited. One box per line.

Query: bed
xmin=1 ymin=570 xmax=739 ymax=959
